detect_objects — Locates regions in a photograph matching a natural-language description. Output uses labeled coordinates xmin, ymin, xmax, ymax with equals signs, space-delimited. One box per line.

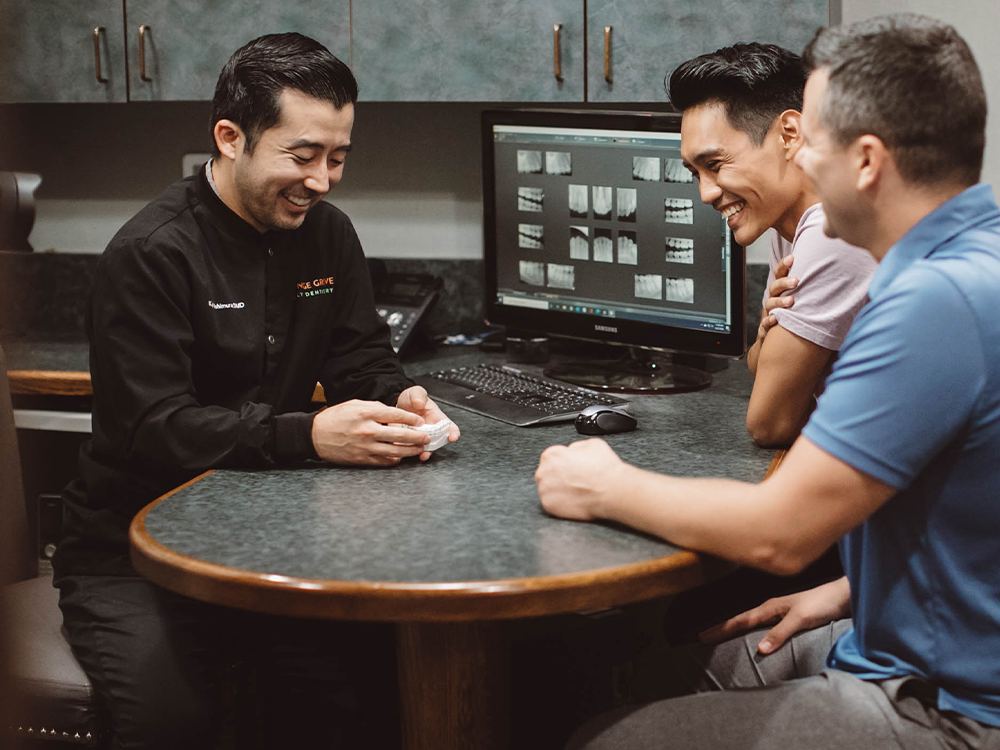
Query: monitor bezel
xmin=482 ymin=108 xmax=747 ymax=359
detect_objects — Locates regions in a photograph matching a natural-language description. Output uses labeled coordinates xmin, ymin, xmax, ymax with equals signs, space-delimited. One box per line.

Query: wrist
xmin=591 ymin=459 xmax=630 ymax=521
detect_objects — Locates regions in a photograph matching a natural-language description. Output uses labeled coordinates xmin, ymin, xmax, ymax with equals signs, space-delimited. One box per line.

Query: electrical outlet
xmin=181 ymin=153 xmax=213 ymax=178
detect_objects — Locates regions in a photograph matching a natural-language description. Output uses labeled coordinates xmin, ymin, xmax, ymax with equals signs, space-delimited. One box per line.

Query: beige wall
xmin=840 ymin=0 xmax=1000 ymax=190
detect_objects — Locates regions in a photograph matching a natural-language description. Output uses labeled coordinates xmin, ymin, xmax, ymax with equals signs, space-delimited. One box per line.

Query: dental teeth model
xmin=392 ymin=419 xmax=453 ymax=452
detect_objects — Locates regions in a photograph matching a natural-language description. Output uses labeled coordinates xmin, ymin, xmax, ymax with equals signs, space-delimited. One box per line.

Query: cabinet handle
xmin=93 ymin=27 xmax=108 ymax=83
xmin=604 ymin=25 xmax=612 ymax=84
xmin=138 ymin=25 xmax=152 ymax=82
xmin=553 ymin=23 xmax=564 ymax=82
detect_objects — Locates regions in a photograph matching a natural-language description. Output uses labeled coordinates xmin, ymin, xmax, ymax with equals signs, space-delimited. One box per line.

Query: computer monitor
xmin=482 ymin=108 xmax=746 ymax=393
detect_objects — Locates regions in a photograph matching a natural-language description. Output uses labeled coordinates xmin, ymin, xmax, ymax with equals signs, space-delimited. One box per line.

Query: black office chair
xmin=0 ymin=343 xmax=108 ymax=747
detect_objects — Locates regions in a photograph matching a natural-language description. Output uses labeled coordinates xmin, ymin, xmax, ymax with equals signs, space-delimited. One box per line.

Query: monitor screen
xmin=482 ymin=109 xmax=746 ymax=365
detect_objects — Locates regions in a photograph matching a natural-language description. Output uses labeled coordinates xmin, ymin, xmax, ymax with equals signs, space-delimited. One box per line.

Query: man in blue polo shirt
xmin=536 ymin=14 xmax=1000 ymax=748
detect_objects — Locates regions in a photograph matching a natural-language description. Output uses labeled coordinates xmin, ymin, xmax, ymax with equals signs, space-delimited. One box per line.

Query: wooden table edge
xmin=7 ymin=369 xmax=92 ymax=396
xmin=130 ymin=471 xmax=733 ymax=623
xmin=7 ymin=369 xmax=327 ymax=403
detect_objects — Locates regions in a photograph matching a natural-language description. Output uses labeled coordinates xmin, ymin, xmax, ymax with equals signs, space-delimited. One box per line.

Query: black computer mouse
xmin=574 ymin=405 xmax=638 ymax=435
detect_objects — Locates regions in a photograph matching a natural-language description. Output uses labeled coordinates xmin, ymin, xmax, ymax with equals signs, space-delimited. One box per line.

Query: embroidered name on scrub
xmin=208 ymin=300 xmax=245 ymax=309
xmin=297 ymin=276 xmax=336 ymax=298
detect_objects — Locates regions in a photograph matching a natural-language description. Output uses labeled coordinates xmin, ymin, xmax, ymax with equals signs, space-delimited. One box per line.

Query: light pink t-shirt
xmin=766 ymin=203 xmax=876 ymax=351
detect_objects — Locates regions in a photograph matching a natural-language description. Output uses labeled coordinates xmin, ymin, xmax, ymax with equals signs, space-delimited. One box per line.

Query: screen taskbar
xmin=497 ymin=293 xmax=731 ymax=334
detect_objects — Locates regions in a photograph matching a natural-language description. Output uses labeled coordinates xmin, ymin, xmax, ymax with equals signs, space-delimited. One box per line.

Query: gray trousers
xmin=568 ymin=620 xmax=1000 ymax=750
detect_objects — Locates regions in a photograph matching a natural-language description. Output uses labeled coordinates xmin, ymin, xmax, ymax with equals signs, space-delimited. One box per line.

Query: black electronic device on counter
xmin=373 ymin=271 xmax=442 ymax=357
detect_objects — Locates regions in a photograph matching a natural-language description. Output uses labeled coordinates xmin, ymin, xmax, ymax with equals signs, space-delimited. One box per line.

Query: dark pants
xmin=56 ymin=575 xmax=399 ymax=750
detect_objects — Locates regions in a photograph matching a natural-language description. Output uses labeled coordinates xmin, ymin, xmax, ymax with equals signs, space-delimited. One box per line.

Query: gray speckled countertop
xmin=142 ymin=350 xmax=771 ymax=586
xmin=2 ymin=340 xmax=89 ymax=372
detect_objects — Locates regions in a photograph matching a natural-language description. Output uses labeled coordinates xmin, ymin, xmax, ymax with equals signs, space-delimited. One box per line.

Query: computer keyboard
xmin=411 ymin=363 xmax=630 ymax=426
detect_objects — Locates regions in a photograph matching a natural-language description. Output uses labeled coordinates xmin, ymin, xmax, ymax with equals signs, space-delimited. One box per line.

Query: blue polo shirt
xmin=802 ymin=184 xmax=1000 ymax=727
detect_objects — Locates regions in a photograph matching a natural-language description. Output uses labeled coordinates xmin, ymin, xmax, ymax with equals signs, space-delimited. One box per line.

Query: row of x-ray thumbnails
xmin=517 ymin=150 xmax=693 ymax=184
xmin=517 ymin=258 xmax=694 ymax=304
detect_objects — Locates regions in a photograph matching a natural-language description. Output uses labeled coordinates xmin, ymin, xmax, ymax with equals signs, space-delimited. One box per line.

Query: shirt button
xmin=267 ymin=334 xmax=276 ymax=345
xmin=267 ymin=248 xmax=274 ymax=258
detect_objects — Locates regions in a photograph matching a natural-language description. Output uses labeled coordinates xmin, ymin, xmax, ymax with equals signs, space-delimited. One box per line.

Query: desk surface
xmin=3 ymin=340 xmax=91 ymax=396
xmin=131 ymin=351 xmax=771 ymax=622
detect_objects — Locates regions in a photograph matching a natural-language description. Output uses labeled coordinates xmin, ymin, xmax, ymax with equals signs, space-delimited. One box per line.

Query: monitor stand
xmin=544 ymin=348 xmax=713 ymax=394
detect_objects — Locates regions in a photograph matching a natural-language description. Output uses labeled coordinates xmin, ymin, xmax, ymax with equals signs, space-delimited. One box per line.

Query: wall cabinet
xmin=352 ymin=0 xmax=583 ymax=101
xmin=587 ymin=0 xmax=828 ymax=102
xmin=124 ymin=0 xmax=350 ymax=101
xmin=0 ymin=0 xmax=349 ymax=104
xmin=2 ymin=0 xmax=825 ymax=104
xmin=0 ymin=0 xmax=127 ymax=103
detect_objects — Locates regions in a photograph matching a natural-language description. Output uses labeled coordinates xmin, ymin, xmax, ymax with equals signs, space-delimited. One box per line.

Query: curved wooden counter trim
xmin=7 ymin=369 xmax=92 ymax=396
xmin=131 ymin=473 xmax=731 ymax=623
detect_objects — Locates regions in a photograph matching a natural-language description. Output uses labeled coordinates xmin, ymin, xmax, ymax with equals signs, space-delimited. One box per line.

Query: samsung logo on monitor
xmin=594 ymin=324 xmax=618 ymax=334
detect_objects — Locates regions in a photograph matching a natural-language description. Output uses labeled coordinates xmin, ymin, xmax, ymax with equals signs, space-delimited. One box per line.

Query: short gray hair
xmin=803 ymin=14 xmax=986 ymax=187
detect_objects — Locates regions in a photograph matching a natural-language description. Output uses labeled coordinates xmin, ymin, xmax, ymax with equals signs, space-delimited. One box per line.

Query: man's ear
xmin=778 ymin=109 xmax=804 ymax=161
xmin=213 ymin=119 xmax=243 ymax=161
xmin=854 ymin=134 xmax=888 ymax=193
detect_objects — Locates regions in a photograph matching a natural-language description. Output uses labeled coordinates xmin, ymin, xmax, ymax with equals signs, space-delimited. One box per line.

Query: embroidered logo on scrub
xmin=297 ymin=276 xmax=336 ymax=299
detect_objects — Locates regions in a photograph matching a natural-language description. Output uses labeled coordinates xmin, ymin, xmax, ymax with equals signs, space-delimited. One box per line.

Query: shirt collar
xmin=193 ymin=161 xmax=274 ymax=247
xmin=205 ymin=158 xmax=221 ymax=198
xmin=868 ymin=183 xmax=1000 ymax=298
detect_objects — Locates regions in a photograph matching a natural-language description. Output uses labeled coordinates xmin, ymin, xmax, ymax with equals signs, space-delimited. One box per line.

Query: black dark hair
xmin=667 ymin=43 xmax=807 ymax=146
xmin=210 ymin=33 xmax=358 ymax=156
xmin=803 ymin=14 xmax=986 ymax=187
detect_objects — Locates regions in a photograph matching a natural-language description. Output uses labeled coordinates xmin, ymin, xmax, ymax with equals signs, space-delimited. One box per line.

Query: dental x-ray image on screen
xmin=632 ymin=156 xmax=660 ymax=182
xmin=593 ymin=186 xmax=613 ymax=220
xmin=664 ymin=158 xmax=693 ymax=183
xmin=635 ymin=273 xmax=663 ymax=300
xmin=570 ymin=226 xmax=589 ymax=260
xmin=517 ymin=150 xmax=542 ymax=174
xmin=666 ymin=276 xmax=695 ymax=303
xmin=665 ymin=236 xmax=695 ymax=264
xmin=617 ymin=188 xmax=637 ymax=222
xmin=518 ymin=223 xmax=544 ymax=249
xmin=546 ymin=151 xmax=572 ymax=175
xmin=593 ymin=228 xmax=613 ymax=262
xmin=518 ymin=187 xmax=544 ymax=212
xmin=519 ymin=260 xmax=545 ymax=286
xmin=547 ymin=263 xmax=575 ymax=290
xmin=618 ymin=230 xmax=638 ymax=265
xmin=664 ymin=197 xmax=694 ymax=225
xmin=568 ymin=184 xmax=588 ymax=218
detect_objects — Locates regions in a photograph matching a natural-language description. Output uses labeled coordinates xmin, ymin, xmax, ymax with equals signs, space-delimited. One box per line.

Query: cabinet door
xmin=588 ymin=0 xmax=827 ymax=103
xmin=125 ymin=0 xmax=351 ymax=101
xmin=352 ymin=0 xmax=583 ymax=101
xmin=0 ymin=0 xmax=127 ymax=103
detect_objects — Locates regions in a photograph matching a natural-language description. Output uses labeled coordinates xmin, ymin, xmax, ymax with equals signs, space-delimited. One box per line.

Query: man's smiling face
xmin=680 ymin=101 xmax=803 ymax=246
xmin=230 ymin=88 xmax=354 ymax=232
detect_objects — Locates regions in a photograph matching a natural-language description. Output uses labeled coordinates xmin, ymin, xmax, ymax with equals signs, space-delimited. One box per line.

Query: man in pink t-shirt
xmin=671 ymin=43 xmax=876 ymax=446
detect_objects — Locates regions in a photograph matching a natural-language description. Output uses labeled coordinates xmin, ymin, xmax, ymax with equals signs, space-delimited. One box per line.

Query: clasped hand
xmin=311 ymin=385 xmax=459 ymax=466
xmin=535 ymin=437 xmax=625 ymax=521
